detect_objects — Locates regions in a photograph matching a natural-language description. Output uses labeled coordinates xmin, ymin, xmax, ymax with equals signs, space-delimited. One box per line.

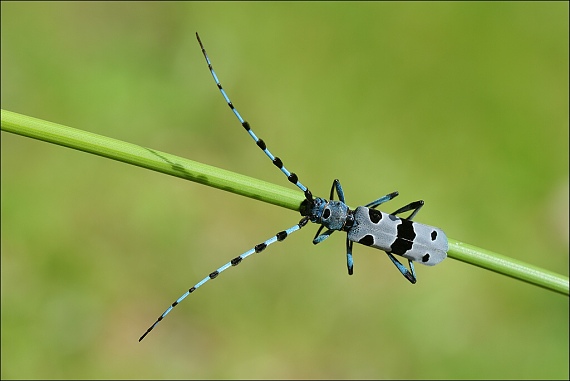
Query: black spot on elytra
xmin=390 ymin=220 xmax=416 ymax=255
xmin=323 ymin=208 xmax=331 ymax=219
xmin=397 ymin=219 xmax=416 ymax=241
xmin=368 ymin=209 xmax=382 ymax=223
xmin=390 ymin=238 xmax=413 ymax=255
xmin=359 ymin=235 xmax=374 ymax=246
xmin=431 ymin=230 xmax=437 ymax=240
xmin=422 ymin=254 xmax=430 ymax=262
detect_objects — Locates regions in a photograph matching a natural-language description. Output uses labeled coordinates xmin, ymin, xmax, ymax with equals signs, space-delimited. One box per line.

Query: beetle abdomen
xmin=347 ymin=206 xmax=448 ymax=266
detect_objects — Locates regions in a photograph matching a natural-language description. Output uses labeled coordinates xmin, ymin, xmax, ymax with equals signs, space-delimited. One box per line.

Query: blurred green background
xmin=1 ymin=2 xmax=568 ymax=379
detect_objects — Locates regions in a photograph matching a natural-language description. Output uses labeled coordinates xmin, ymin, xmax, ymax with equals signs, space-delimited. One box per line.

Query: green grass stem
xmin=1 ymin=109 xmax=303 ymax=211
xmin=2 ymin=109 xmax=568 ymax=296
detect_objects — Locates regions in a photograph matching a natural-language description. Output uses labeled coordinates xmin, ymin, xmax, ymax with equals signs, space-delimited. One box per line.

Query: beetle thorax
xmin=301 ymin=197 xmax=353 ymax=232
xmin=321 ymin=200 xmax=351 ymax=230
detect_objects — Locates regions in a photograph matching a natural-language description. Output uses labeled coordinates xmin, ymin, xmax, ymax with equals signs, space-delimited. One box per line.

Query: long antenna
xmin=139 ymin=217 xmax=309 ymax=341
xmin=196 ymin=32 xmax=313 ymax=203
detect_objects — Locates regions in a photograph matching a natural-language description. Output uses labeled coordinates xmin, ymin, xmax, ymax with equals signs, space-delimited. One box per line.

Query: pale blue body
xmin=139 ymin=34 xmax=449 ymax=341
xmin=348 ymin=207 xmax=448 ymax=266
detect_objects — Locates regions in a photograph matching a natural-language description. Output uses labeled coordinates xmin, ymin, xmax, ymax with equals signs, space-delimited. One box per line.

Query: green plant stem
xmin=1 ymin=109 xmax=303 ymax=211
xmin=2 ymin=109 xmax=569 ymax=296
xmin=449 ymin=241 xmax=568 ymax=295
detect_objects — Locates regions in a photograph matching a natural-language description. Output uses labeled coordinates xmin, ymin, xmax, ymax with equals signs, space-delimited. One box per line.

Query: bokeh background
xmin=1 ymin=2 xmax=568 ymax=379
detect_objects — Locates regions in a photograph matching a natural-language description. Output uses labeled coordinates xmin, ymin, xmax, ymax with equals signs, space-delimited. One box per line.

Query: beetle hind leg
xmin=385 ymin=252 xmax=417 ymax=284
xmin=391 ymin=200 xmax=424 ymax=221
